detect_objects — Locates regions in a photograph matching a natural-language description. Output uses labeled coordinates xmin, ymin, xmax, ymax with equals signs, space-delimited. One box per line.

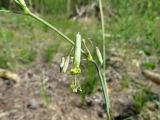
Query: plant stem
xmin=99 ymin=0 xmax=106 ymax=71
xmin=99 ymin=0 xmax=111 ymax=119
xmin=27 ymin=12 xmax=89 ymax=56
xmin=91 ymin=60 xmax=111 ymax=120
xmin=28 ymin=1 xmax=111 ymax=117
xmin=28 ymin=12 xmax=74 ymax=45
xmin=7 ymin=4 xmax=111 ymax=118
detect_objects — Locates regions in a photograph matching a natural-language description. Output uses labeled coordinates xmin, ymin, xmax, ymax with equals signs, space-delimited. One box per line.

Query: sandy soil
xmin=0 ymin=47 xmax=159 ymax=120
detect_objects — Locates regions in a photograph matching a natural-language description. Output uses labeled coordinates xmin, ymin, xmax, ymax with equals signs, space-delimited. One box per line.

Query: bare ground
xmin=0 ymin=44 xmax=160 ymax=120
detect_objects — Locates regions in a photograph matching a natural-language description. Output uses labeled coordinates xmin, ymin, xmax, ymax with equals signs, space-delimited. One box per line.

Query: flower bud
xmin=60 ymin=57 xmax=65 ymax=72
xmin=96 ymin=47 xmax=103 ymax=65
xmin=62 ymin=56 xmax=70 ymax=73
xmin=70 ymin=68 xmax=81 ymax=75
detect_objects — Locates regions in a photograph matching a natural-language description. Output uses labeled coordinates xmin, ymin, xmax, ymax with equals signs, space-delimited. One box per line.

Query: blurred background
xmin=0 ymin=0 xmax=160 ymax=120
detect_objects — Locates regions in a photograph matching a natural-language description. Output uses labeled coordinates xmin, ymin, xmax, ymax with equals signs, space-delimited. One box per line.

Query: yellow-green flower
xmin=70 ymin=33 xmax=82 ymax=75
xmin=70 ymin=68 xmax=81 ymax=75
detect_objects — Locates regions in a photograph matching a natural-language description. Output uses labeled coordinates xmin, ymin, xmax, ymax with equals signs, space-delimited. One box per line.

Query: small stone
xmin=91 ymin=94 xmax=103 ymax=104
xmin=86 ymin=98 xmax=94 ymax=107
xmin=98 ymin=110 xmax=103 ymax=118
xmin=4 ymin=79 xmax=16 ymax=87
xmin=97 ymin=86 xmax=102 ymax=92
xmin=27 ymin=99 xmax=38 ymax=109
xmin=27 ymin=71 xmax=34 ymax=78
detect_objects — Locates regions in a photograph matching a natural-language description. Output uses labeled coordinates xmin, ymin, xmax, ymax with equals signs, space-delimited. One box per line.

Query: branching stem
xmin=1 ymin=1 xmax=111 ymax=119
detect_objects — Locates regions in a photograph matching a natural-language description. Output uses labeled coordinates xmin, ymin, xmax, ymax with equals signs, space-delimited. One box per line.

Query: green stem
xmin=27 ymin=12 xmax=89 ymax=56
xmin=91 ymin=60 xmax=111 ymax=120
xmin=99 ymin=0 xmax=106 ymax=71
xmin=28 ymin=12 xmax=74 ymax=45
xmin=74 ymin=75 xmax=77 ymax=85
xmin=28 ymin=5 xmax=111 ymax=119
xmin=3 ymin=3 xmax=111 ymax=118
xmin=28 ymin=11 xmax=111 ymax=118
xmin=99 ymin=0 xmax=111 ymax=119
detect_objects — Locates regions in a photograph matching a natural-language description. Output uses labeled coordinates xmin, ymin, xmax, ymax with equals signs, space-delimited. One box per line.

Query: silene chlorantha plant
xmin=0 ymin=0 xmax=111 ymax=119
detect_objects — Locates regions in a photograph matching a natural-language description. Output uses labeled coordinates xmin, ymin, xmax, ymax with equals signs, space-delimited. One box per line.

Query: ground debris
xmin=0 ymin=110 xmax=17 ymax=118
xmin=142 ymin=69 xmax=160 ymax=85
xmin=27 ymin=99 xmax=38 ymax=110
xmin=0 ymin=68 xmax=20 ymax=87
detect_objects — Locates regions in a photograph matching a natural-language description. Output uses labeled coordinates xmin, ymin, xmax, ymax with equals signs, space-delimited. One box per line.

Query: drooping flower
xmin=70 ymin=33 xmax=82 ymax=75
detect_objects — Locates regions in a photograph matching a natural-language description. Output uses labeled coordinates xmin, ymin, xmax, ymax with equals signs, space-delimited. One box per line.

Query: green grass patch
xmin=120 ymin=74 xmax=131 ymax=90
xmin=133 ymin=86 xmax=152 ymax=113
xmin=19 ymin=48 xmax=37 ymax=64
xmin=80 ymin=62 xmax=98 ymax=103
xmin=43 ymin=44 xmax=59 ymax=63
xmin=143 ymin=62 xmax=155 ymax=70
